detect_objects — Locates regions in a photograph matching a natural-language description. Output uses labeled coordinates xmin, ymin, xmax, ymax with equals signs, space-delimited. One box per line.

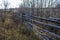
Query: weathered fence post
xmin=22 ymin=13 xmax=25 ymax=23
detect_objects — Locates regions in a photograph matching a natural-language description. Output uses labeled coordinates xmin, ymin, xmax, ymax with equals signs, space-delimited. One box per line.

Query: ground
xmin=0 ymin=12 xmax=40 ymax=40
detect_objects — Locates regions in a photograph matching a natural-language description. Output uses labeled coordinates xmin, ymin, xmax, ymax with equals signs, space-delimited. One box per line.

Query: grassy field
xmin=0 ymin=12 xmax=40 ymax=40
xmin=4 ymin=24 xmax=39 ymax=40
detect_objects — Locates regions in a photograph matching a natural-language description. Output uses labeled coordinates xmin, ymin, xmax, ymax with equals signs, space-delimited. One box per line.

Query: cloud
xmin=8 ymin=0 xmax=23 ymax=8
xmin=0 ymin=0 xmax=23 ymax=9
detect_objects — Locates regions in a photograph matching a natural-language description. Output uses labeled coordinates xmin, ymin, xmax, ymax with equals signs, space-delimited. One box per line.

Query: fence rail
xmin=22 ymin=13 xmax=60 ymax=40
xmin=31 ymin=16 xmax=60 ymax=23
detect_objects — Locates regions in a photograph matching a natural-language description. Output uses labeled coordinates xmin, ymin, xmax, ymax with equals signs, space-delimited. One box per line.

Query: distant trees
xmin=3 ymin=0 xmax=9 ymax=12
xmin=55 ymin=3 xmax=60 ymax=18
xmin=23 ymin=0 xmax=58 ymax=8
xmin=19 ymin=0 xmax=60 ymax=18
xmin=56 ymin=2 xmax=60 ymax=8
xmin=0 ymin=0 xmax=9 ymax=12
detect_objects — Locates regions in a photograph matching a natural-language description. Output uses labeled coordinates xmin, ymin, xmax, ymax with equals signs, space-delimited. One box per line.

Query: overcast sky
xmin=0 ymin=0 xmax=23 ymax=9
xmin=0 ymin=0 xmax=60 ymax=9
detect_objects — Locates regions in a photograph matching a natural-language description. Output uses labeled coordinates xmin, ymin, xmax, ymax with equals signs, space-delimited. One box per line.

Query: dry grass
xmin=0 ymin=12 xmax=40 ymax=40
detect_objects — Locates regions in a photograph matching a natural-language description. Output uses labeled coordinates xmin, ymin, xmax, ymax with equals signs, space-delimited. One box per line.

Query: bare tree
xmin=1 ymin=0 xmax=9 ymax=23
xmin=3 ymin=0 xmax=9 ymax=12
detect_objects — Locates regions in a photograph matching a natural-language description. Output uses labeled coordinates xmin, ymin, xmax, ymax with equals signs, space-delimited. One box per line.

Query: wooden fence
xmin=22 ymin=13 xmax=60 ymax=40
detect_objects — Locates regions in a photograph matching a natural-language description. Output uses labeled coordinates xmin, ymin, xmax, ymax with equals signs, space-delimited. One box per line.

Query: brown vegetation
xmin=0 ymin=10 xmax=41 ymax=40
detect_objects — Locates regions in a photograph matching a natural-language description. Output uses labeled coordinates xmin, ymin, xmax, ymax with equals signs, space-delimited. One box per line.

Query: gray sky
xmin=0 ymin=0 xmax=23 ymax=9
xmin=0 ymin=0 xmax=60 ymax=9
